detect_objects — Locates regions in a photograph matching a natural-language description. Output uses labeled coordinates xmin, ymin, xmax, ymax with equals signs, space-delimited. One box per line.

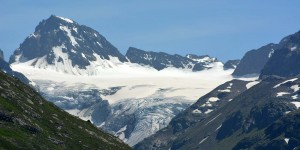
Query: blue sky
xmin=1 ymin=1 xmax=300 ymax=62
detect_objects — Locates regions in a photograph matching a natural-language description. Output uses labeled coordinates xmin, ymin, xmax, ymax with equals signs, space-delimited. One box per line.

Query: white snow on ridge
xmin=276 ymin=92 xmax=290 ymax=97
xmin=205 ymin=113 xmax=221 ymax=126
xmin=56 ymin=16 xmax=74 ymax=23
xmin=215 ymin=124 xmax=222 ymax=131
xmin=246 ymin=81 xmax=260 ymax=89
xmin=274 ymin=78 xmax=298 ymax=88
xmin=199 ymin=136 xmax=209 ymax=144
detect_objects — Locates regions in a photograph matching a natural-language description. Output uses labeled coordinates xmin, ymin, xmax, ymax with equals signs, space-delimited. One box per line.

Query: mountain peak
xmin=9 ymin=15 xmax=127 ymax=75
xmin=49 ymin=15 xmax=75 ymax=24
xmin=260 ymin=30 xmax=300 ymax=78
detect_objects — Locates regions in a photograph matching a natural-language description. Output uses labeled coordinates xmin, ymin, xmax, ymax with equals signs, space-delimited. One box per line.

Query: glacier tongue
xmin=11 ymin=58 xmax=234 ymax=146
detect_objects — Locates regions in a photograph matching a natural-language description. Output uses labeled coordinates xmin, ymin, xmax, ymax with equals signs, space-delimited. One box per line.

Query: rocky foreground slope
xmin=0 ymin=71 xmax=130 ymax=149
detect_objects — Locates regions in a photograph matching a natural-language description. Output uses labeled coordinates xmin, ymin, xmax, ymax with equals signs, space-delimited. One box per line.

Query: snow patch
xmin=218 ymin=89 xmax=231 ymax=92
xmin=290 ymin=46 xmax=297 ymax=51
xmin=276 ymin=92 xmax=290 ymax=97
xmin=291 ymin=85 xmax=300 ymax=92
xmin=29 ymin=33 xmax=37 ymax=38
xmin=81 ymin=53 xmax=86 ymax=59
xmin=96 ymin=42 xmax=103 ymax=48
xmin=246 ymin=81 xmax=260 ymax=89
xmin=199 ymin=136 xmax=209 ymax=144
xmin=292 ymin=95 xmax=298 ymax=99
xmin=65 ymin=109 xmax=91 ymax=121
xmin=208 ymin=97 xmax=219 ymax=102
xmin=204 ymin=109 xmax=213 ymax=114
xmin=192 ymin=109 xmax=202 ymax=114
xmin=73 ymin=27 xmax=78 ymax=33
xmin=59 ymin=26 xmax=78 ymax=46
xmin=115 ymin=125 xmax=127 ymax=141
xmin=291 ymin=102 xmax=300 ymax=109
xmin=268 ymin=49 xmax=274 ymax=58
xmin=274 ymin=78 xmax=298 ymax=88
xmin=56 ymin=16 xmax=74 ymax=23
xmin=227 ymin=83 xmax=233 ymax=89
xmin=284 ymin=138 xmax=290 ymax=144
xmin=205 ymin=113 xmax=221 ymax=126
xmin=215 ymin=124 xmax=222 ymax=131
xmin=285 ymin=111 xmax=291 ymax=114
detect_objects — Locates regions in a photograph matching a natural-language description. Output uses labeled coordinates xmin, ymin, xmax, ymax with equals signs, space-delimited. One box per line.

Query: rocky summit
xmin=9 ymin=15 xmax=127 ymax=75
xmin=126 ymin=47 xmax=220 ymax=71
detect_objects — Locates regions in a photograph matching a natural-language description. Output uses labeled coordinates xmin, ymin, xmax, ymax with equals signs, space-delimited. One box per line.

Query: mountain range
xmin=135 ymin=30 xmax=300 ymax=149
xmin=1 ymin=15 xmax=300 ymax=149
xmin=8 ymin=15 xmax=235 ymax=146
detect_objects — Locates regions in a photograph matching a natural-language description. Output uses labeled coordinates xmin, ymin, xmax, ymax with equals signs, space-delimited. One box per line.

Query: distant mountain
xmin=0 ymin=50 xmax=31 ymax=85
xmin=126 ymin=47 xmax=220 ymax=71
xmin=232 ymin=43 xmax=278 ymax=76
xmin=9 ymin=15 xmax=127 ymax=75
xmin=136 ymin=75 xmax=300 ymax=149
xmin=136 ymin=30 xmax=300 ymax=149
xmin=223 ymin=59 xmax=240 ymax=70
xmin=134 ymin=79 xmax=254 ymax=149
xmin=186 ymin=54 xmax=219 ymax=71
xmin=260 ymin=31 xmax=300 ymax=78
xmin=0 ymin=49 xmax=3 ymax=60
xmin=0 ymin=71 xmax=130 ymax=149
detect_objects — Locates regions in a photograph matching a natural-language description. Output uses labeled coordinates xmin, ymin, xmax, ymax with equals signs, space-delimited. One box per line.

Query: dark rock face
xmin=9 ymin=15 xmax=127 ymax=69
xmin=134 ymin=79 xmax=250 ymax=149
xmin=260 ymin=31 xmax=300 ymax=78
xmin=233 ymin=109 xmax=300 ymax=150
xmin=136 ymin=75 xmax=300 ymax=149
xmin=125 ymin=47 xmax=219 ymax=71
xmin=233 ymin=43 xmax=278 ymax=76
xmin=223 ymin=59 xmax=240 ymax=70
xmin=216 ymin=111 xmax=243 ymax=140
xmin=126 ymin=47 xmax=193 ymax=70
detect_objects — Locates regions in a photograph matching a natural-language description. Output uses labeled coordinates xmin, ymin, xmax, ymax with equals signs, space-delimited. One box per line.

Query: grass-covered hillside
xmin=0 ymin=71 xmax=131 ymax=149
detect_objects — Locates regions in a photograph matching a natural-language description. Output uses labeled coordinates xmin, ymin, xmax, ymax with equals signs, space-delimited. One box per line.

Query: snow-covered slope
xmin=12 ymin=61 xmax=234 ymax=146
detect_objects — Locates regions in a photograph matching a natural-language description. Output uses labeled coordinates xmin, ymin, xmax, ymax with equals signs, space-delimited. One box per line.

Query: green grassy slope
xmin=0 ymin=71 xmax=131 ymax=150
